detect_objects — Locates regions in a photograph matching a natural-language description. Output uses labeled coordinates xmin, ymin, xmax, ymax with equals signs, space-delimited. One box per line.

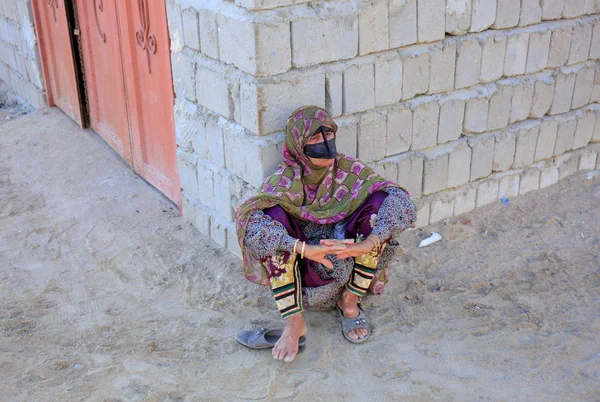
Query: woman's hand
xmin=302 ymin=242 xmax=349 ymax=269
xmin=320 ymin=239 xmax=374 ymax=260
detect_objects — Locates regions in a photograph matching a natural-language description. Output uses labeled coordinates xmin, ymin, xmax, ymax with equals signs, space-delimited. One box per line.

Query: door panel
xmin=74 ymin=0 xmax=132 ymax=164
xmin=116 ymin=0 xmax=180 ymax=205
xmin=32 ymin=0 xmax=84 ymax=126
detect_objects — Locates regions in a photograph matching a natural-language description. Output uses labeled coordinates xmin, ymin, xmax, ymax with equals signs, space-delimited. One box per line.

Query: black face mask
xmin=303 ymin=127 xmax=337 ymax=159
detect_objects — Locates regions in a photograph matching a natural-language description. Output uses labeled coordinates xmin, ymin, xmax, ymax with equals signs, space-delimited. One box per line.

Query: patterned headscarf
xmin=235 ymin=105 xmax=399 ymax=285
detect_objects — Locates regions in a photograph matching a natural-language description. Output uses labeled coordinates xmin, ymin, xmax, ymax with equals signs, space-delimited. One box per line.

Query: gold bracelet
xmin=301 ymin=241 xmax=306 ymax=259
xmin=366 ymin=234 xmax=381 ymax=250
xmin=293 ymin=239 xmax=300 ymax=255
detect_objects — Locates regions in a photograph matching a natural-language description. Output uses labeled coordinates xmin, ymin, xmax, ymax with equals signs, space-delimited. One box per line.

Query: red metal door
xmin=74 ymin=0 xmax=180 ymax=206
xmin=32 ymin=0 xmax=84 ymax=126
xmin=116 ymin=0 xmax=180 ymax=206
xmin=74 ymin=0 xmax=133 ymax=164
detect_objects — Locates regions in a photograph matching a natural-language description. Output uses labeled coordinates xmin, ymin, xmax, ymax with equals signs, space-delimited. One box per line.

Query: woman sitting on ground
xmin=235 ymin=105 xmax=417 ymax=363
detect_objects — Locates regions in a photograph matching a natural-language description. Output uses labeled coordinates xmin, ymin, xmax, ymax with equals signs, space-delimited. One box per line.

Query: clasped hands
xmin=301 ymin=236 xmax=378 ymax=270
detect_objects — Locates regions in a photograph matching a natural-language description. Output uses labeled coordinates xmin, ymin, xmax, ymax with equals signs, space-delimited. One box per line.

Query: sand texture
xmin=1 ymin=107 xmax=599 ymax=401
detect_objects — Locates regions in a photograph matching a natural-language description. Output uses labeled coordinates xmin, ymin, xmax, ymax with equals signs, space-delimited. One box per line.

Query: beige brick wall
xmin=0 ymin=0 xmax=45 ymax=108
xmin=169 ymin=0 xmax=600 ymax=256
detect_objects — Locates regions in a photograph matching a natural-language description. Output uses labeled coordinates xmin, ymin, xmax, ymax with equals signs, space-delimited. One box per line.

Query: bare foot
xmin=272 ymin=314 xmax=307 ymax=363
xmin=337 ymin=289 xmax=369 ymax=340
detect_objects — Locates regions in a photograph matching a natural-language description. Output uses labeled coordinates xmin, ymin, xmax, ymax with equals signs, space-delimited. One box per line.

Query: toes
xmin=283 ymin=349 xmax=298 ymax=363
xmin=349 ymin=329 xmax=359 ymax=340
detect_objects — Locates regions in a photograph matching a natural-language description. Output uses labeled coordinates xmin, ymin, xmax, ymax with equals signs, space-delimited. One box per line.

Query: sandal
xmin=336 ymin=304 xmax=371 ymax=344
xmin=234 ymin=328 xmax=307 ymax=350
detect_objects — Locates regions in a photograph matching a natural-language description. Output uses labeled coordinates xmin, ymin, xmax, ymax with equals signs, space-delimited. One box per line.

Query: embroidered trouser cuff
xmin=265 ymin=252 xmax=303 ymax=319
xmin=346 ymin=243 xmax=386 ymax=297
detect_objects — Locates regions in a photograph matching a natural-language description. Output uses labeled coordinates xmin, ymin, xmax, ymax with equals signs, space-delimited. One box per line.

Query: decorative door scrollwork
xmin=46 ymin=0 xmax=58 ymax=22
xmin=135 ymin=0 xmax=157 ymax=74
xmin=93 ymin=0 xmax=106 ymax=42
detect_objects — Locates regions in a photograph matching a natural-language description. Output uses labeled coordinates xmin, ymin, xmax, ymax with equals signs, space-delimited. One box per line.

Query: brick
xmin=389 ymin=0 xmax=418 ymax=48
xmin=166 ymin=2 xmax=184 ymax=52
xmin=549 ymin=72 xmax=576 ymax=115
xmin=594 ymin=112 xmax=600 ymax=142
xmin=592 ymin=72 xmax=600 ymax=103
xmin=386 ymin=107 xmax=412 ymax=155
xmin=190 ymin=119 xmax=207 ymax=155
xmin=526 ymin=31 xmax=551 ymax=73
xmin=359 ymin=0 xmax=389 ymax=55
xmin=493 ymin=131 xmax=516 ymax=171
xmin=292 ymin=16 xmax=358 ymax=67
xmin=198 ymin=9 xmax=219 ymax=59
xmin=446 ymin=0 xmax=472 ymax=35
xmin=255 ymin=22 xmax=292 ymax=76
xmin=382 ymin=161 xmax=399 ymax=182
xmin=423 ymin=151 xmax=449 ymax=195
xmin=336 ymin=121 xmax=358 ymax=157
xmin=455 ymin=41 xmax=482 ymax=89
xmin=415 ymin=200 xmax=430 ymax=228
xmin=179 ymin=157 xmax=198 ymax=199
xmin=402 ymin=53 xmax=429 ymax=99
xmin=431 ymin=196 xmax=455 ymax=223
xmin=498 ymin=173 xmax=520 ymax=197
xmin=448 ymin=142 xmax=472 ymax=187
xmin=172 ymin=53 xmax=195 ymax=101
xmin=487 ymin=85 xmax=513 ymax=131
xmin=470 ymin=0 xmax=497 ymax=32
xmin=509 ymin=82 xmax=534 ymax=124
xmin=375 ymin=55 xmax=403 ymax=106
xmin=182 ymin=8 xmax=200 ymax=50
xmin=513 ymin=125 xmax=539 ymax=168
xmin=213 ymin=169 xmax=233 ymax=220
xmin=556 ymin=154 xmax=579 ymax=178
xmin=554 ymin=118 xmax=576 ymax=156
xmin=227 ymin=224 xmax=242 ymax=259
xmin=196 ymin=66 xmax=230 ymax=118
xmin=417 ymin=0 xmax=445 ymax=42
xmin=519 ymin=168 xmax=540 ymax=194
xmin=397 ymin=153 xmax=424 ymax=196
xmin=494 ymin=0 xmax=521 ymax=29
xmin=573 ymin=111 xmax=596 ymax=149
xmin=454 ymin=187 xmax=476 ymax=215
xmin=579 ymin=151 xmax=597 ymax=170
xmin=530 ymin=80 xmax=555 ymax=118
xmin=591 ymin=22 xmax=600 ymax=59
xmin=504 ymin=33 xmax=529 ymax=76
xmin=585 ymin=0 xmax=600 ymax=14
xmin=568 ymin=23 xmax=592 ymax=65
xmin=429 ymin=44 xmax=456 ymax=94
xmin=547 ymin=27 xmax=572 ymax=68
xmin=219 ymin=17 xmax=291 ymax=76
xmin=520 ymin=0 xmax=542 ymax=26
xmin=359 ymin=112 xmax=387 ymax=163
xmin=224 ymin=130 xmax=282 ymax=187
xmin=541 ymin=0 xmax=566 ymax=20
xmin=205 ymin=120 xmax=225 ymax=168
xmin=343 ymin=64 xmax=375 ymax=114
xmin=464 ymin=98 xmax=489 ymax=134
xmin=481 ymin=37 xmax=507 ymax=83
xmin=241 ymin=74 xmax=325 ymax=135
xmin=438 ymin=99 xmax=465 ymax=144
xmin=326 ymin=72 xmax=343 ymax=117
xmin=539 ymin=163 xmax=559 ymax=188
xmin=411 ymin=101 xmax=439 ymax=150
xmin=476 ymin=180 xmax=499 ymax=207
xmin=562 ymin=0 xmax=586 ymax=17
xmin=469 ymin=135 xmax=495 ymax=180
xmin=534 ymin=120 xmax=559 ymax=161
xmin=571 ymin=66 xmax=595 ymax=109
xmin=210 ymin=217 xmax=227 ymax=248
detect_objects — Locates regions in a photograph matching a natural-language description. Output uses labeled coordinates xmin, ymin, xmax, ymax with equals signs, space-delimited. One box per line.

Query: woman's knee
xmin=365 ymin=191 xmax=389 ymax=211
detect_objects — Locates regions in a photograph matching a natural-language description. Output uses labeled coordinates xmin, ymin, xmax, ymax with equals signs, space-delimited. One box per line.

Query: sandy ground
xmin=1 ymin=105 xmax=599 ymax=402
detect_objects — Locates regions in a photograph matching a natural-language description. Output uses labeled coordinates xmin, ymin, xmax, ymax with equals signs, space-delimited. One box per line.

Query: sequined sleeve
xmin=371 ymin=187 xmax=417 ymax=240
xmin=243 ymin=210 xmax=297 ymax=259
